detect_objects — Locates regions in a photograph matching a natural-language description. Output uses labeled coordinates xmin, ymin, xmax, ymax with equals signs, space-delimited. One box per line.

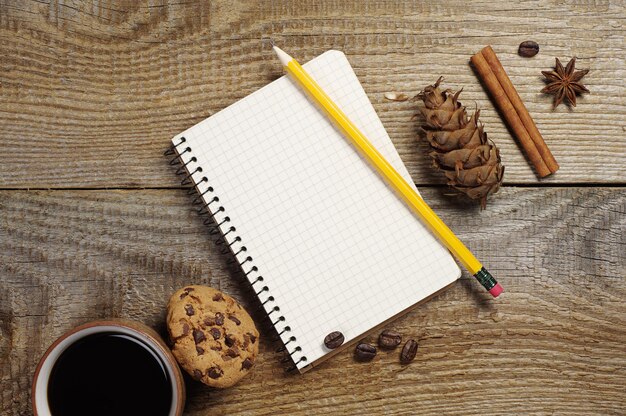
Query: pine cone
xmin=417 ymin=77 xmax=504 ymax=209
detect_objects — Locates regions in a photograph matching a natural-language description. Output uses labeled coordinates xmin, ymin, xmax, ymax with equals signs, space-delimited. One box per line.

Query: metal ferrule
xmin=473 ymin=267 xmax=497 ymax=291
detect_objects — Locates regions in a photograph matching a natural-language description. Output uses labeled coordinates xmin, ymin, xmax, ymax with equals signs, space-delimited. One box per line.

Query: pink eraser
xmin=489 ymin=283 xmax=504 ymax=298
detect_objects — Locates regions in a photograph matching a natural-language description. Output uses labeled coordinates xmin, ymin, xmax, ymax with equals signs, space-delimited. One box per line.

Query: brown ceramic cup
xmin=32 ymin=319 xmax=185 ymax=416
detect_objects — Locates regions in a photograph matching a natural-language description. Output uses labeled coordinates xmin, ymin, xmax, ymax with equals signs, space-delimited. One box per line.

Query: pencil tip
xmin=271 ymin=43 xmax=292 ymax=66
xmin=262 ymin=37 xmax=275 ymax=48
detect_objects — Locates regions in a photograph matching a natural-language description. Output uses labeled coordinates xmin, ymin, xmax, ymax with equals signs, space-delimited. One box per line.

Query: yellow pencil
xmin=273 ymin=45 xmax=503 ymax=297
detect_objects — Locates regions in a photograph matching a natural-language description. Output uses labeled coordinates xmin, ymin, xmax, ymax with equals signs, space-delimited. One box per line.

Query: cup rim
xmin=31 ymin=319 xmax=185 ymax=416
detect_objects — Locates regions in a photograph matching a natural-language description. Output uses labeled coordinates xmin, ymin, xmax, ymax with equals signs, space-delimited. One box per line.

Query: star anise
xmin=541 ymin=57 xmax=589 ymax=108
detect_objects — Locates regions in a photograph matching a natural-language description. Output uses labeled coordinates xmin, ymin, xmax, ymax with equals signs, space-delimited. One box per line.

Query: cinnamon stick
xmin=481 ymin=46 xmax=559 ymax=174
xmin=470 ymin=50 xmax=551 ymax=177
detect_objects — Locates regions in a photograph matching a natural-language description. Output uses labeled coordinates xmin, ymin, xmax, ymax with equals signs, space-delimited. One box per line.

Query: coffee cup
xmin=32 ymin=319 xmax=185 ymax=416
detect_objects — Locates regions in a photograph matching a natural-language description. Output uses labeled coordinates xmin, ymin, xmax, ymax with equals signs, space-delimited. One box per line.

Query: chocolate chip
xmin=215 ymin=312 xmax=224 ymax=325
xmin=184 ymin=304 xmax=195 ymax=316
xmin=196 ymin=346 xmax=205 ymax=355
xmin=193 ymin=329 xmax=206 ymax=344
xmin=378 ymin=330 xmax=402 ymax=349
xmin=193 ymin=369 xmax=203 ymax=380
xmin=203 ymin=317 xmax=216 ymax=326
xmin=208 ymin=366 xmax=223 ymax=379
xmin=209 ymin=328 xmax=221 ymax=340
xmin=225 ymin=348 xmax=239 ymax=358
xmin=228 ymin=314 xmax=241 ymax=325
xmin=182 ymin=323 xmax=190 ymax=336
xmin=324 ymin=331 xmax=344 ymax=349
xmin=210 ymin=344 xmax=222 ymax=351
xmin=225 ymin=334 xmax=236 ymax=347
xmin=241 ymin=358 xmax=254 ymax=370
xmin=180 ymin=287 xmax=194 ymax=299
xmin=354 ymin=343 xmax=377 ymax=361
xmin=400 ymin=339 xmax=418 ymax=364
xmin=212 ymin=293 xmax=224 ymax=301
xmin=518 ymin=40 xmax=539 ymax=58
xmin=243 ymin=333 xmax=256 ymax=349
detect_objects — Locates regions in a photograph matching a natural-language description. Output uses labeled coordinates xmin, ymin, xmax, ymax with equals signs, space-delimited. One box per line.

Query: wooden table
xmin=1 ymin=1 xmax=624 ymax=414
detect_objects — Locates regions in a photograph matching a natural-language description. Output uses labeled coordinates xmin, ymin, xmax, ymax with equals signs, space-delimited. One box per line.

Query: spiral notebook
xmin=168 ymin=50 xmax=461 ymax=373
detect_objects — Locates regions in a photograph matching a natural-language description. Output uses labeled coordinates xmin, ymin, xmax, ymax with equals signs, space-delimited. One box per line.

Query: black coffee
xmin=47 ymin=333 xmax=172 ymax=416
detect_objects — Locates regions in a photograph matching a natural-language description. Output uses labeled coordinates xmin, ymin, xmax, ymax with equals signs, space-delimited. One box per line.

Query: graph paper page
xmin=173 ymin=50 xmax=461 ymax=370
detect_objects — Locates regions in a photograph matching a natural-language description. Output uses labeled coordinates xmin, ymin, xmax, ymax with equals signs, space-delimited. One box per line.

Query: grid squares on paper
xmin=172 ymin=50 xmax=461 ymax=370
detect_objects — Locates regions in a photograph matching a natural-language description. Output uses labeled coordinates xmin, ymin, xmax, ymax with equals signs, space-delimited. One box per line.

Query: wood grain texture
xmin=1 ymin=1 xmax=625 ymax=415
xmin=1 ymin=0 xmax=625 ymax=188
xmin=1 ymin=187 xmax=624 ymax=415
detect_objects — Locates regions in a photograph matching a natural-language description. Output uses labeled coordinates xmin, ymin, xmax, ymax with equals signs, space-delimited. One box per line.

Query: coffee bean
xmin=241 ymin=358 xmax=254 ymax=370
xmin=209 ymin=328 xmax=221 ymax=340
xmin=215 ymin=312 xmax=224 ymax=326
xmin=378 ymin=330 xmax=402 ymax=349
xmin=324 ymin=331 xmax=344 ymax=349
xmin=207 ymin=366 xmax=223 ymax=379
xmin=354 ymin=343 xmax=377 ymax=361
xmin=228 ymin=314 xmax=241 ymax=325
xmin=518 ymin=40 xmax=539 ymax=57
xmin=193 ymin=329 xmax=206 ymax=344
xmin=400 ymin=339 xmax=418 ymax=364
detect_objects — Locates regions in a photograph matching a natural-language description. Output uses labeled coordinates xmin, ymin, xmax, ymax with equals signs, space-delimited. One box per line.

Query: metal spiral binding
xmin=165 ymin=136 xmax=307 ymax=372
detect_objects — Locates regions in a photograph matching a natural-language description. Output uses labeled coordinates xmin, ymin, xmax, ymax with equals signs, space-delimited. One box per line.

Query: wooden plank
xmin=0 ymin=1 xmax=624 ymax=188
xmin=0 ymin=187 xmax=624 ymax=415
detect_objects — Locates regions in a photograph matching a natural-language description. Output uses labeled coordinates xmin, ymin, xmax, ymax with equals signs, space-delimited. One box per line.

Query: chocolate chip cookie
xmin=166 ymin=285 xmax=259 ymax=388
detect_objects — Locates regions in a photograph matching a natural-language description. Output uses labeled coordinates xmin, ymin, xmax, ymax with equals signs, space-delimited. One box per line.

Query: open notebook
xmin=168 ymin=50 xmax=460 ymax=372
